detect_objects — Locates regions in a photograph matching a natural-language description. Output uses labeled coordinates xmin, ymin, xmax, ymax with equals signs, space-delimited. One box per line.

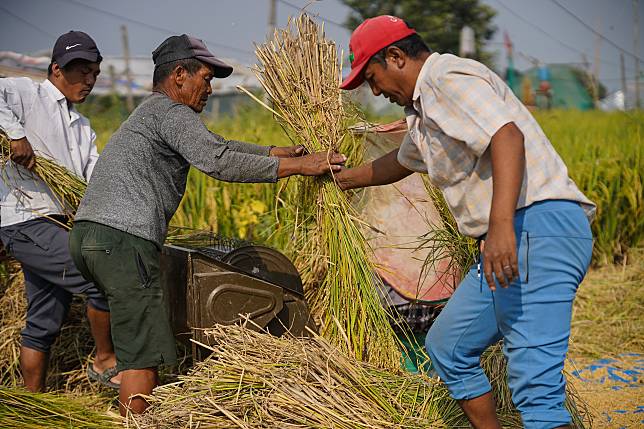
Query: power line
xmin=549 ymin=0 xmax=644 ymax=63
xmin=49 ymin=0 xmax=255 ymax=58
xmin=277 ymin=0 xmax=348 ymax=31
xmin=493 ymin=0 xmax=628 ymax=71
xmin=0 ymin=6 xmax=58 ymax=40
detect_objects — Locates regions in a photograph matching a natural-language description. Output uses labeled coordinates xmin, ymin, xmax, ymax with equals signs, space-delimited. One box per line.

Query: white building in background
xmin=599 ymin=80 xmax=644 ymax=111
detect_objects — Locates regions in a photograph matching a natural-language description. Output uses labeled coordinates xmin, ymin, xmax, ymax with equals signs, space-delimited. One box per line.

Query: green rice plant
xmin=238 ymin=14 xmax=401 ymax=368
xmin=0 ymin=387 xmax=120 ymax=429
xmin=415 ymin=176 xmax=479 ymax=286
xmin=534 ymin=110 xmax=643 ymax=264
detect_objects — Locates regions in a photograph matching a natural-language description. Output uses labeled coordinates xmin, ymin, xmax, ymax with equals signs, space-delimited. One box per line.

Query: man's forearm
xmin=336 ymin=148 xmax=413 ymax=190
xmin=489 ymin=122 xmax=525 ymax=224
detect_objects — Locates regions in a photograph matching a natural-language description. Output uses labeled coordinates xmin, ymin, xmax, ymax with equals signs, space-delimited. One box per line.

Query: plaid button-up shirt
xmin=397 ymin=53 xmax=595 ymax=238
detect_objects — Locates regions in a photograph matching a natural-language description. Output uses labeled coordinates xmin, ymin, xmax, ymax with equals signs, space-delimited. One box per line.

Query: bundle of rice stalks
xmin=129 ymin=324 xmax=475 ymax=429
xmin=239 ymin=14 xmax=400 ymax=368
xmin=0 ymin=130 xmax=87 ymax=220
xmin=0 ymin=387 xmax=120 ymax=429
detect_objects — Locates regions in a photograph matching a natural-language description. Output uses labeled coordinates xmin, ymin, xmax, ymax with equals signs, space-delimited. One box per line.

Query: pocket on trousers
xmin=81 ymin=243 xmax=114 ymax=255
xmin=135 ymin=251 xmax=151 ymax=288
xmin=518 ymin=231 xmax=529 ymax=284
xmin=19 ymin=229 xmax=50 ymax=251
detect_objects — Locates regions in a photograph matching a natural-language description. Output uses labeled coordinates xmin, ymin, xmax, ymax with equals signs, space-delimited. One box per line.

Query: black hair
xmin=152 ymin=58 xmax=206 ymax=87
xmin=369 ymin=31 xmax=430 ymax=67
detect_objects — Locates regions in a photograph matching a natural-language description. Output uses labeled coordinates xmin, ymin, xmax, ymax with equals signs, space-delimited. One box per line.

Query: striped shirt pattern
xmin=397 ymin=53 xmax=595 ymax=238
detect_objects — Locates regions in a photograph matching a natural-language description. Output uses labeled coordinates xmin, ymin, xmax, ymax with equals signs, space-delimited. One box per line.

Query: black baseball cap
xmin=152 ymin=34 xmax=233 ymax=78
xmin=52 ymin=31 xmax=102 ymax=68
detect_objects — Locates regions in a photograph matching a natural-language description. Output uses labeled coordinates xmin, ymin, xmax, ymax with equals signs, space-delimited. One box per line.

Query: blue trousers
xmin=0 ymin=218 xmax=109 ymax=353
xmin=426 ymin=200 xmax=593 ymax=429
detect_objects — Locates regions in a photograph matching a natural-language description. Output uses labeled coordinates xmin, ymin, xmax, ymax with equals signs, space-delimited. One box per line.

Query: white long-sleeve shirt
xmin=0 ymin=77 xmax=99 ymax=227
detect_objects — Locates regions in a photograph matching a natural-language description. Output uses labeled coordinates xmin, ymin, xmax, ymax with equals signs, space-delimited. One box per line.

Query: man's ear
xmin=51 ymin=62 xmax=63 ymax=79
xmin=386 ymin=46 xmax=406 ymax=70
xmin=174 ymin=65 xmax=187 ymax=86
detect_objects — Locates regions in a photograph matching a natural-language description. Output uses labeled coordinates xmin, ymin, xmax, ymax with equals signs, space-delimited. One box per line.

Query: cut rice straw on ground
xmin=0 ymin=386 xmax=120 ymax=429
xmin=0 ymin=129 xmax=86 ymax=220
xmin=240 ymin=13 xmax=401 ymax=369
xmin=129 ymin=323 xmax=508 ymax=428
xmin=129 ymin=324 xmax=591 ymax=428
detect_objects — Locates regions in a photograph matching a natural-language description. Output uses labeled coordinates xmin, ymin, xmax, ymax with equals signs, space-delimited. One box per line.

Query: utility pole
xmin=268 ymin=0 xmax=277 ymax=37
xmin=592 ymin=17 xmax=601 ymax=106
xmin=108 ymin=64 xmax=117 ymax=94
xmin=121 ymin=24 xmax=135 ymax=113
xmin=635 ymin=0 xmax=641 ymax=109
xmin=621 ymin=53 xmax=628 ymax=108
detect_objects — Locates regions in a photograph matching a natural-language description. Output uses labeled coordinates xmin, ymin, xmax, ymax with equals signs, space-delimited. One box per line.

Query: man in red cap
xmin=336 ymin=15 xmax=595 ymax=429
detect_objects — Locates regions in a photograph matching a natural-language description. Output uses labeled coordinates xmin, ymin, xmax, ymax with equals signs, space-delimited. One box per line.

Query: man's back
xmin=75 ymin=92 xmax=279 ymax=246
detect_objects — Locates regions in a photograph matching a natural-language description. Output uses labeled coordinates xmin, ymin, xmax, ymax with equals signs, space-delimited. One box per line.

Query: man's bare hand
xmin=270 ymin=145 xmax=306 ymax=158
xmin=10 ymin=137 xmax=36 ymax=170
xmin=298 ymin=151 xmax=346 ymax=176
xmin=482 ymin=219 xmax=519 ymax=291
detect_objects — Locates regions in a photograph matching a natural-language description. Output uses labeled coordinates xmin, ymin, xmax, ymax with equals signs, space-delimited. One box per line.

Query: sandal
xmin=87 ymin=365 xmax=121 ymax=390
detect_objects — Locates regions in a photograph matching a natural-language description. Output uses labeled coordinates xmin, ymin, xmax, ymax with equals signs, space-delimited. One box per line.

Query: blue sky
xmin=1 ymin=0 xmax=641 ymax=92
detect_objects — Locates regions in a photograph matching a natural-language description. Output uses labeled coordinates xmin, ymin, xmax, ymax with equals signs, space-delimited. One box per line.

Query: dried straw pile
xmin=131 ymin=325 xmax=595 ymax=428
xmin=0 ymin=130 xmax=87 ymax=220
xmin=240 ymin=14 xmax=400 ymax=369
xmin=130 ymin=324 xmax=470 ymax=428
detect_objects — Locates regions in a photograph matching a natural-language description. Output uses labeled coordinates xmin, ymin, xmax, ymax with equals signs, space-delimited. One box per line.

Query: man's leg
xmin=119 ymin=367 xmax=158 ymax=415
xmin=15 ymin=219 xmax=121 ymax=386
xmin=19 ymin=346 xmax=48 ymax=392
xmin=86 ymin=304 xmax=120 ymax=385
xmin=70 ymin=221 xmax=177 ymax=414
xmin=495 ymin=203 xmax=593 ymax=429
xmin=425 ymin=264 xmax=503 ymax=429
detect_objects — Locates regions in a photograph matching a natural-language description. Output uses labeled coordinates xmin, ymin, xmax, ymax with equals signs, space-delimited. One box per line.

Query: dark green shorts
xmin=69 ymin=221 xmax=177 ymax=370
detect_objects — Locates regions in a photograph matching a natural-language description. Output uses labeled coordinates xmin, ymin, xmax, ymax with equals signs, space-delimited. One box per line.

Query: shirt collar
xmin=411 ymin=52 xmax=439 ymax=110
xmin=43 ymin=79 xmax=66 ymax=102
xmin=43 ymin=79 xmax=81 ymax=123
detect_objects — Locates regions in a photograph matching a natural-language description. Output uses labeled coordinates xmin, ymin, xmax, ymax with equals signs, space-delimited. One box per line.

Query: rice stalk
xmin=0 ymin=130 xmax=87 ymax=221
xmin=241 ymin=14 xmax=400 ymax=368
xmin=416 ymin=177 xmax=478 ymax=287
xmin=0 ymin=387 xmax=120 ymax=429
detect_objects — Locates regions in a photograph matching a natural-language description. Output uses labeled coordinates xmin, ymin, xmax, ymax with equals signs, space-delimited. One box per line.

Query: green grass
xmin=535 ymin=110 xmax=643 ymax=264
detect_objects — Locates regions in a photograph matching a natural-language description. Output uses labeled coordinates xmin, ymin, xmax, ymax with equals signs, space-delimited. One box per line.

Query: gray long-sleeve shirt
xmin=75 ymin=92 xmax=279 ymax=246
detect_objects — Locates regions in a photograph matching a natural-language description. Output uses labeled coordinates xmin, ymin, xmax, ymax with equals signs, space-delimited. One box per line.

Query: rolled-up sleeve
xmin=433 ymin=65 xmax=514 ymax=157
xmin=160 ymin=105 xmax=279 ymax=183
xmin=397 ymin=132 xmax=427 ymax=173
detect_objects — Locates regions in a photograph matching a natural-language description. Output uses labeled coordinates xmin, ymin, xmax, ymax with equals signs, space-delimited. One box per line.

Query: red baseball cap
xmin=340 ymin=16 xmax=416 ymax=90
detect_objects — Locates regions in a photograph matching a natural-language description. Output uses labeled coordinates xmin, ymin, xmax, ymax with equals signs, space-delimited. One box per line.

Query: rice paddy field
xmin=0 ymin=62 xmax=644 ymax=428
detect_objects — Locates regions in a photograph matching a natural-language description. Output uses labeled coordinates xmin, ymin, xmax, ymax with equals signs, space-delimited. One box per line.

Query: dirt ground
xmin=567 ymin=254 xmax=644 ymax=428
